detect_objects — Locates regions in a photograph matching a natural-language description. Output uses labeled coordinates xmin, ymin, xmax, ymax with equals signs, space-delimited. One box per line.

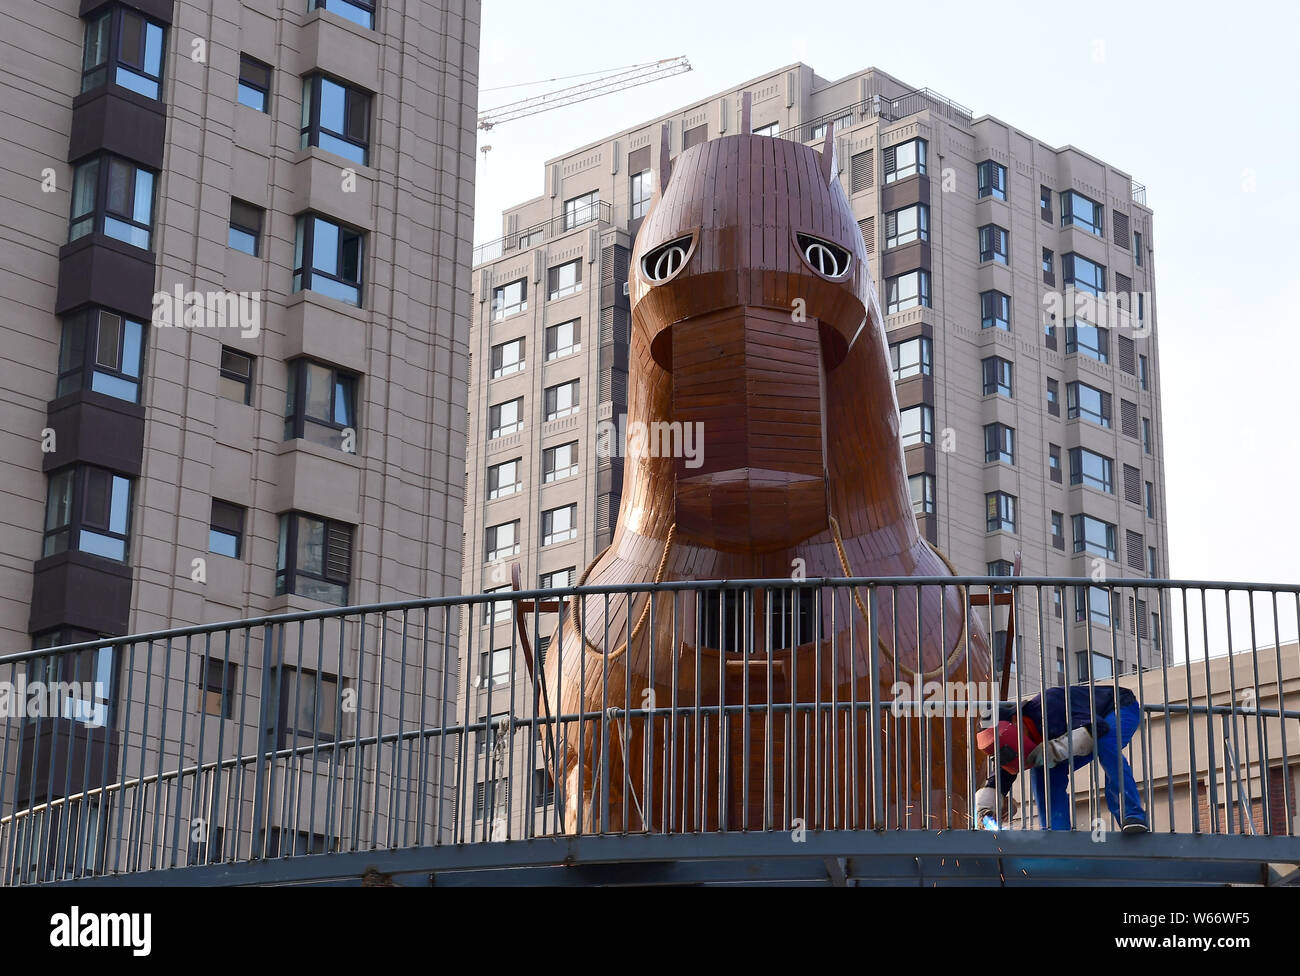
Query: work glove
xmin=975 ymin=787 xmax=998 ymax=822
xmin=1040 ymin=727 xmax=1095 ymax=768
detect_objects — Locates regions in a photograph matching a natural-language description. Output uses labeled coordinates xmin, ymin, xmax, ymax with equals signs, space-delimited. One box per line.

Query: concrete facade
xmin=0 ymin=0 xmax=479 ymax=868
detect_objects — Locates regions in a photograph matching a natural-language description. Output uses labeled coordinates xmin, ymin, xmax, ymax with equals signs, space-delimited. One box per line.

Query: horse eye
xmin=641 ymin=235 xmax=693 ymax=282
xmin=796 ymin=233 xmax=851 ymax=278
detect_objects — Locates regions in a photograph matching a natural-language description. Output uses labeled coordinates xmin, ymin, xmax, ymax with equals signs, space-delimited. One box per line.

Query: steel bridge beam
xmin=47 ymin=830 xmax=1300 ymax=888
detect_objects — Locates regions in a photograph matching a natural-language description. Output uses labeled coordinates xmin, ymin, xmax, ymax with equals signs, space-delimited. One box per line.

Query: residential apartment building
xmin=0 ymin=0 xmax=478 ymax=870
xmin=462 ymin=63 xmax=1169 ymax=827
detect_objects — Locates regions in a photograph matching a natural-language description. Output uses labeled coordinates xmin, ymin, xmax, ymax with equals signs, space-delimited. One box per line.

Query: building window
xmin=1061 ymin=190 xmax=1103 ymax=236
xmin=490 ymin=337 xmax=525 ymax=377
xmin=1145 ymin=481 xmax=1155 ymax=518
xmin=631 ymin=169 xmax=653 ymax=219
xmin=1051 ymin=511 xmax=1065 ymax=550
xmin=539 ymin=567 xmax=575 ymax=590
xmin=884 ymin=138 xmax=926 ymax=183
xmin=486 ymin=458 xmax=522 ymax=500
xmin=228 ymin=199 xmax=263 ymax=256
xmin=890 ymin=336 xmax=932 ymax=380
xmin=977 ymin=160 xmax=1006 ymax=200
xmin=1039 ymin=185 xmax=1053 ymax=222
xmin=563 ymin=190 xmax=599 ymax=230
xmin=478 ymin=648 xmax=509 ymax=688
xmin=1076 ymin=649 xmax=1113 ymax=678
xmin=1075 ymin=586 xmax=1114 ymax=628
xmin=201 ymin=658 xmax=237 ymax=719
xmin=886 ymin=270 xmax=930 ymax=313
xmin=986 ymin=492 xmax=1017 ymax=534
xmin=276 ymin=513 xmax=353 ymax=605
xmin=978 ymin=224 xmax=1008 ymax=264
xmin=81 ymin=5 xmax=166 ymax=100
xmin=1070 ymin=447 xmax=1114 ymax=493
xmin=485 ymin=520 xmax=520 ymax=561
xmin=1046 ymin=377 xmax=1060 ymax=417
xmin=482 ymin=584 xmax=511 ymax=624
xmin=981 ymin=356 xmax=1013 ymax=398
xmin=987 ymin=560 xmax=1014 ymax=592
xmin=1065 ymin=320 xmax=1109 ymax=363
xmin=1042 ymin=247 xmax=1054 ymax=280
xmin=293 ymin=214 xmax=364 ymax=305
xmin=753 ymin=122 xmax=779 ymax=137
xmin=543 ymin=441 xmax=579 ymax=483
xmin=492 ymin=279 xmax=527 ymax=320
xmin=1142 ymin=417 xmax=1152 ymax=454
xmin=219 ymin=348 xmax=254 ymax=405
xmin=980 ymin=290 xmax=1010 ymax=330
xmin=519 ymin=229 xmax=543 ymax=249
xmin=209 ymin=500 xmax=246 ymax=558
xmin=69 ymin=155 xmax=156 ymax=249
xmin=30 ymin=635 xmax=115 ymax=728
xmin=274 ymin=665 xmax=341 ymax=748
xmin=542 ymin=504 xmax=578 ymax=546
xmin=884 ymin=204 xmax=928 ymax=248
xmin=237 ymin=55 xmax=272 ymax=112
xmin=1063 ymin=252 xmax=1105 ymax=297
xmin=1067 ymin=381 xmax=1110 ymax=427
xmin=899 ymin=404 xmax=934 ymax=447
xmin=532 ymin=769 xmax=556 ymax=807
xmin=544 ymin=380 xmax=579 ymax=420
xmin=43 ymin=466 xmax=134 ymax=562
xmin=908 ymin=473 xmax=935 ymax=516
xmin=474 ymin=776 xmax=509 ymax=821
xmin=547 ymin=259 xmax=582 ymax=300
xmin=311 ymin=0 xmax=376 ymax=30
xmin=57 ymin=308 xmax=144 ymax=403
xmin=488 ymin=397 xmax=523 ymax=438
xmin=983 ymin=423 xmax=1014 ymax=465
xmin=1138 ymin=355 xmax=1149 ymax=390
xmin=284 ymin=359 xmax=358 ymax=451
xmin=1049 ymin=444 xmax=1062 ymax=483
xmin=1147 ymin=546 xmax=1158 ymax=577
xmin=1072 ymin=513 xmax=1117 ymax=560
xmin=300 ymin=74 xmax=371 ymax=165
xmin=545 ymin=319 xmax=581 ymax=361
xmin=1134 ymin=231 xmax=1143 ymax=266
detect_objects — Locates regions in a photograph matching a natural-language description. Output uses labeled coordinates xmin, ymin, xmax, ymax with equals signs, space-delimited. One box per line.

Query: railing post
xmin=250 ymin=622 xmax=276 ymax=859
xmin=868 ymin=584 xmax=883 ymax=830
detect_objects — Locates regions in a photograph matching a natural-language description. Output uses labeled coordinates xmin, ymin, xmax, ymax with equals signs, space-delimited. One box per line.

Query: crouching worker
xmin=974 ymin=683 xmax=1148 ymax=833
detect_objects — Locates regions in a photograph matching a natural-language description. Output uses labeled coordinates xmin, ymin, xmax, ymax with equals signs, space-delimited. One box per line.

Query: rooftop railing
xmin=0 ymin=576 xmax=1296 ymax=884
xmin=472 ymin=200 xmax=613 ymax=267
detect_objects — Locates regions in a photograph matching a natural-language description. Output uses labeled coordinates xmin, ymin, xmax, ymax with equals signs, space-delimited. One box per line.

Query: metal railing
xmin=1132 ymin=182 xmax=1148 ymax=206
xmin=785 ymin=86 xmax=975 ymax=146
xmin=0 ymin=576 xmax=1296 ymax=884
xmin=472 ymin=200 xmax=613 ymax=267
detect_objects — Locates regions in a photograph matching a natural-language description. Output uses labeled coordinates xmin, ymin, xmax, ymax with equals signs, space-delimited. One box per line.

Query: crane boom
xmin=478 ymin=57 xmax=692 ymax=130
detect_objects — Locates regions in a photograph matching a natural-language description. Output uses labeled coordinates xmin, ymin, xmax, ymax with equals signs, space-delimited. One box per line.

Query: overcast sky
xmin=473 ymin=0 xmax=1300 ymax=614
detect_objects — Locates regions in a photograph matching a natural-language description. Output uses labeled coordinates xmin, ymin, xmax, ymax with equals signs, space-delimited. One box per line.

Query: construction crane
xmin=477 ymin=57 xmax=692 ymax=131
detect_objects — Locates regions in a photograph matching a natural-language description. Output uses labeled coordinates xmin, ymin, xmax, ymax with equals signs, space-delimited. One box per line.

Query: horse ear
xmin=658 ymin=122 xmax=672 ymax=194
xmin=741 ymin=91 xmax=752 ymax=135
xmin=819 ymin=124 xmax=835 ymax=185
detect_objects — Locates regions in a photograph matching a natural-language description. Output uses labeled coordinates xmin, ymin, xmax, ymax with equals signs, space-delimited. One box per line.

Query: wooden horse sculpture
xmin=531 ymin=103 xmax=993 ymax=834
